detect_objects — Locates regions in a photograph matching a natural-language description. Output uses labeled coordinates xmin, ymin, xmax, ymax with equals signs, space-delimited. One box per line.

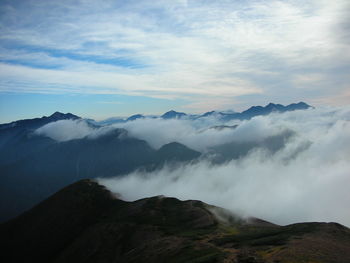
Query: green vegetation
xmin=213 ymin=223 xmax=320 ymax=247
xmin=169 ymin=246 xmax=225 ymax=263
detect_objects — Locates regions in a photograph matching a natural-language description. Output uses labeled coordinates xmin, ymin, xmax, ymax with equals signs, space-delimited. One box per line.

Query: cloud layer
xmin=35 ymin=119 xmax=95 ymax=141
xmin=98 ymin=106 xmax=350 ymax=227
xmin=1 ymin=0 xmax=349 ymax=111
xmin=111 ymin=114 xmax=289 ymax=151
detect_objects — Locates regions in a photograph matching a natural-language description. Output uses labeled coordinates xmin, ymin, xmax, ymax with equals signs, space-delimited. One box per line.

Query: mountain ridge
xmin=0 ymin=111 xmax=79 ymax=129
xmin=0 ymin=102 xmax=311 ymax=127
xmin=0 ymin=129 xmax=201 ymax=222
xmin=97 ymin=101 xmax=312 ymax=124
xmin=1 ymin=179 xmax=349 ymax=263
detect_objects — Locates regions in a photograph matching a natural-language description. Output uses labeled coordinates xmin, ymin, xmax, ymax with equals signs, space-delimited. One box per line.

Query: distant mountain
xmin=207 ymin=129 xmax=299 ymax=163
xmin=237 ymin=102 xmax=311 ymax=120
xmin=0 ymin=111 xmax=79 ymax=131
xmin=1 ymin=179 xmax=349 ymax=263
xmin=126 ymin=114 xmax=145 ymax=121
xmin=0 ymin=128 xmax=201 ymax=222
xmin=92 ymin=117 xmax=125 ymax=126
xmin=161 ymin=110 xmax=187 ymax=119
xmin=87 ymin=102 xmax=311 ymax=123
xmin=156 ymin=142 xmax=201 ymax=163
xmin=200 ymin=110 xmax=225 ymax=118
xmin=201 ymin=102 xmax=311 ymax=121
xmin=0 ymin=112 xmax=80 ymax=157
xmin=0 ymin=102 xmax=312 ymax=222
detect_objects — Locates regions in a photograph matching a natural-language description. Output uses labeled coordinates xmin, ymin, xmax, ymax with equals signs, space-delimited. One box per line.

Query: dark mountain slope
xmin=207 ymin=129 xmax=299 ymax=163
xmin=126 ymin=114 xmax=145 ymax=121
xmin=161 ymin=110 xmax=187 ymax=119
xmin=0 ymin=129 xmax=201 ymax=222
xmin=1 ymin=180 xmax=350 ymax=263
xmin=239 ymin=102 xmax=310 ymax=119
xmin=156 ymin=142 xmax=201 ymax=163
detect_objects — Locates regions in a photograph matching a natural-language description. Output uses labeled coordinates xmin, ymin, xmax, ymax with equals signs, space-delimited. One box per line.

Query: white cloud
xmin=98 ymin=106 xmax=350 ymax=227
xmin=35 ymin=119 xmax=95 ymax=141
xmin=32 ymin=107 xmax=350 ymax=226
xmin=0 ymin=0 xmax=349 ymax=110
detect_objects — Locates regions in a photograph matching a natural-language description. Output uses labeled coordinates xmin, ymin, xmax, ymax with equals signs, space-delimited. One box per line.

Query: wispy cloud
xmin=0 ymin=0 xmax=349 ymax=111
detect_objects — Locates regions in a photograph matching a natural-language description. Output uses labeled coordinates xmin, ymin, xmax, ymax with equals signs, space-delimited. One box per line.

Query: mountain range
xmin=91 ymin=102 xmax=311 ymax=125
xmin=1 ymin=179 xmax=349 ymax=263
xmin=0 ymin=102 xmax=311 ymax=222
xmin=1 ymin=102 xmax=349 ymax=262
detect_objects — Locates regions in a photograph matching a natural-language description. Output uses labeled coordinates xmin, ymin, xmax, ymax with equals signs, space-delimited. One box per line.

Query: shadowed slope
xmin=1 ymin=179 xmax=350 ymax=263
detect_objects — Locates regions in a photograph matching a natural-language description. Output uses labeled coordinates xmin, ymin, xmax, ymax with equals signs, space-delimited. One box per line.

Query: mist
xmin=34 ymin=119 xmax=117 ymax=142
xmin=35 ymin=110 xmax=310 ymax=152
xmin=98 ymin=106 xmax=350 ymax=227
xmin=111 ymin=116 xmax=282 ymax=151
xmin=35 ymin=119 xmax=95 ymax=141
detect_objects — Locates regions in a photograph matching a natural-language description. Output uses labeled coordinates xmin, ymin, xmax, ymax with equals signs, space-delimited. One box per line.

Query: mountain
xmin=0 ymin=111 xmax=79 ymax=131
xmin=1 ymin=179 xmax=350 ymax=263
xmin=201 ymin=110 xmax=224 ymax=118
xmin=155 ymin=142 xmax=201 ymax=163
xmin=0 ymin=103 xmax=312 ymax=222
xmin=93 ymin=117 xmax=125 ymax=126
xmin=0 ymin=128 xmax=201 ymax=222
xmin=86 ymin=102 xmax=311 ymax=123
xmin=161 ymin=110 xmax=187 ymax=119
xmin=126 ymin=114 xmax=145 ymax=121
xmin=199 ymin=102 xmax=311 ymax=121
xmin=207 ymin=129 xmax=297 ymax=163
xmin=237 ymin=102 xmax=311 ymax=120
xmin=0 ymin=111 xmax=79 ymax=149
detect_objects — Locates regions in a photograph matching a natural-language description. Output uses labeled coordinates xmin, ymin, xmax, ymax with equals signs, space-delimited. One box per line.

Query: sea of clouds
xmin=35 ymin=106 xmax=350 ymax=226
xmin=100 ymin=106 xmax=350 ymax=227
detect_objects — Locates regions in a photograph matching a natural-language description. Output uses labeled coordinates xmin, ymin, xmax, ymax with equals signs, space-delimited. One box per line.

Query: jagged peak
xmin=48 ymin=112 xmax=79 ymax=119
xmin=161 ymin=110 xmax=187 ymax=119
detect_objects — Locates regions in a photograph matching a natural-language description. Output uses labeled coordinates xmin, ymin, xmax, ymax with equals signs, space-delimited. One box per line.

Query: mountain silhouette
xmin=161 ymin=110 xmax=187 ymax=119
xmin=0 ymin=128 xmax=200 ymax=222
xmin=1 ymin=179 xmax=349 ymax=263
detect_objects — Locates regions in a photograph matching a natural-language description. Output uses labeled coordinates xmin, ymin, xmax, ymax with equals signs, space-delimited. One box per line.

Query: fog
xmin=34 ymin=119 xmax=117 ymax=142
xmin=35 ymin=119 xmax=95 ymax=141
xmin=97 ymin=106 xmax=350 ymax=227
xmin=35 ymin=112 xmax=301 ymax=152
xmin=111 ymin=116 xmax=283 ymax=151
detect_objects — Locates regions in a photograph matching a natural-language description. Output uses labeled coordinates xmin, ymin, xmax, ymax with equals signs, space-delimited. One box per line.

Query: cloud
xmin=35 ymin=119 xmax=95 ymax=141
xmin=98 ymin=106 xmax=350 ymax=227
xmin=1 ymin=0 xmax=349 ymax=110
xmin=111 ymin=113 xmax=292 ymax=151
xmin=34 ymin=118 xmax=131 ymax=142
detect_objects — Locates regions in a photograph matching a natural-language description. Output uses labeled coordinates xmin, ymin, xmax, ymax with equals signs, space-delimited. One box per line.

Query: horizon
xmin=1 ymin=101 xmax=310 ymax=124
xmin=1 ymin=0 xmax=349 ymax=122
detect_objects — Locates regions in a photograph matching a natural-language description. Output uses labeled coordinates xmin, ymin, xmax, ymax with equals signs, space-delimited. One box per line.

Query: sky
xmin=0 ymin=0 xmax=349 ymax=123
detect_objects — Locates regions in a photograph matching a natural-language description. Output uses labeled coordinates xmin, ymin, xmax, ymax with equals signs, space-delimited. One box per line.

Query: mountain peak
xmin=50 ymin=111 xmax=64 ymax=118
xmin=126 ymin=114 xmax=144 ymax=121
xmin=286 ymin=102 xmax=311 ymax=110
xmin=161 ymin=110 xmax=187 ymax=119
xmin=48 ymin=112 xmax=79 ymax=120
xmin=296 ymin=101 xmax=310 ymax=106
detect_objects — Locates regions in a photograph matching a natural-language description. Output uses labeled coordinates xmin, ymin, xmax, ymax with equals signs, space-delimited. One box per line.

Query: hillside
xmin=1 ymin=180 xmax=350 ymax=263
